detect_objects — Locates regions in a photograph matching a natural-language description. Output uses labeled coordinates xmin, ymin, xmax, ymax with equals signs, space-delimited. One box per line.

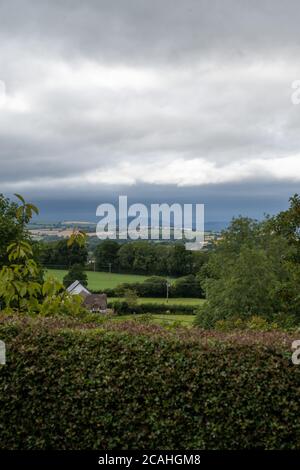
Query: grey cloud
xmin=1 ymin=1 xmax=300 ymax=64
xmin=0 ymin=0 xmax=299 ymax=219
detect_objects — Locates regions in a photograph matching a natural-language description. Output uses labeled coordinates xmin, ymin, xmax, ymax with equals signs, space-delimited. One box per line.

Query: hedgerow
xmin=0 ymin=316 xmax=299 ymax=449
xmin=108 ymin=300 xmax=196 ymax=315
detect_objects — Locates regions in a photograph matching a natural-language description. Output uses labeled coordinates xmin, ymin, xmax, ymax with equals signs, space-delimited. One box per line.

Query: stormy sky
xmin=0 ymin=0 xmax=300 ymax=222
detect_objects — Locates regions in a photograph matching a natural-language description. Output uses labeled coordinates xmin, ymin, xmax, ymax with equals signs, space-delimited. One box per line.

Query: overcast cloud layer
xmin=0 ymin=0 xmax=300 ymax=219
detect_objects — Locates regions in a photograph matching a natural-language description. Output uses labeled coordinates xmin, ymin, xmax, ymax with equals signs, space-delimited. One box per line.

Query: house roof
xmin=83 ymin=293 xmax=107 ymax=310
xmin=67 ymin=280 xmax=91 ymax=296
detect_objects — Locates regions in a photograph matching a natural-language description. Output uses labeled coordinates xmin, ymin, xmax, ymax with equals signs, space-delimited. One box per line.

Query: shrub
xmin=194 ymin=303 xmax=219 ymax=329
xmin=170 ymin=274 xmax=203 ymax=298
xmin=198 ymin=312 xmax=299 ymax=332
xmin=108 ymin=300 xmax=196 ymax=315
xmin=90 ymin=287 xmax=117 ymax=296
xmin=246 ymin=315 xmax=270 ymax=331
xmin=215 ymin=317 xmax=246 ymax=331
xmin=114 ymin=275 xmax=204 ymax=299
xmin=110 ymin=300 xmax=134 ymax=315
xmin=0 ymin=317 xmax=299 ymax=449
xmin=115 ymin=277 xmax=168 ymax=298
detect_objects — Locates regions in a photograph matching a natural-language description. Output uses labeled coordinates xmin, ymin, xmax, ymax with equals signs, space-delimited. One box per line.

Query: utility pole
xmin=166 ymin=281 xmax=170 ymax=303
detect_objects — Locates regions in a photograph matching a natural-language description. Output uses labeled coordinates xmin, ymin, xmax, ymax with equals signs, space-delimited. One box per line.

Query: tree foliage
xmin=63 ymin=263 xmax=88 ymax=288
xmin=95 ymin=240 xmax=208 ymax=277
xmin=196 ymin=197 xmax=300 ymax=328
xmin=40 ymin=237 xmax=88 ymax=268
xmin=0 ymin=194 xmax=25 ymax=265
xmin=0 ymin=196 xmax=86 ymax=316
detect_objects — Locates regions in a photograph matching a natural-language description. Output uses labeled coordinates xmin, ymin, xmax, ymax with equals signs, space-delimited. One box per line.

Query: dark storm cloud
xmin=0 ymin=0 xmax=299 ymax=218
xmin=1 ymin=0 xmax=300 ymax=63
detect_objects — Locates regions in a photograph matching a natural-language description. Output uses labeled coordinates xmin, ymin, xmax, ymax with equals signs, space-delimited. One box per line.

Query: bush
xmin=108 ymin=300 xmax=196 ymax=315
xmin=90 ymin=287 xmax=117 ymax=296
xmin=214 ymin=317 xmax=246 ymax=331
xmin=214 ymin=316 xmax=272 ymax=332
xmin=170 ymin=274 xmax=203 ymax=298
xmin=109 ymin=300 xmax=134 ymax=315
xmin=0 ymin=317 xmax=299 ymax=449
xmin=114 ymin=275 xmax=204 ymax=299
xmin=194 ymin=303 xmax=220 ymax=329
xmin=196 ymin=309 xmax=299 ymax=331
xmin=115 ymin=277 xmax=168 ymax=298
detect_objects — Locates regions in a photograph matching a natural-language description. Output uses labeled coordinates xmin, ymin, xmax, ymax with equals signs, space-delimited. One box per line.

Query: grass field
xmin=109 ymin=297 xmax=205 ymax=306
xmin=45 ymin=269 xmax=150 ymax=290
xmin=46 ymin=269 xmax=205 ymax=307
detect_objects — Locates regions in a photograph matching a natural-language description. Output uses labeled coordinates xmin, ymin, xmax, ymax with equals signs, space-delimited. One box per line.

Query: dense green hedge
xmin=108 ymin=300 xmax=196 ymax=315
xmin=0 ymin=317 xmax=299 ymax=449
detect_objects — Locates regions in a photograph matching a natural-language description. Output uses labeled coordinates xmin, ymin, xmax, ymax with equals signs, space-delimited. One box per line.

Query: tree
xmin=152 ymin=245 xmax=170 ymax=275
xmin=40 ymin=238 xmax=88 ymax=268
xmin=95 ymin=240 xmax=120 ymax=271
xmin=0 ymin=195 xmax=84 ymax=316
xmin=117 ymin=243 xmax=136 ymax=273
xmin=123 ymin=288 xmax=138 ymax=309
xmin=196 ymin=215 xmax=300 ymax=328
xmin=208 ymin=247 xmax=278 ymax=317
xmin=168 ymin=244 xmax=193 ymax=276
xmin=171 ymin=274 xmax=203 ymax=298
xmin=267 ymin=194 xmax=300 ymax=261
xmin=132 ymin=242 xmax=156 ymax=274
xmin=63 ymin=264 xmax=88 ymax=288
xmin=0 ymin=194 xmax=24 ymax=265
xmin=139 ymin=276 xmax=167 ymax=297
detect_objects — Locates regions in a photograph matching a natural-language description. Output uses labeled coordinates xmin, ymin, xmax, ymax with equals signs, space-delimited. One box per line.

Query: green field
xmin=46 ymin=269 xmax=205 ymax=307
xmin=45 ymin=269 xmax=150 ymax=290
xmin=109 ymin=297 xmax=205 ymax=306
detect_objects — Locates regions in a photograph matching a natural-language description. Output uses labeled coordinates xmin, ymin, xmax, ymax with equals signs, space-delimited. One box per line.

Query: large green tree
xmin=40 ymin=238 xmax=88 ymax=268
xmin=95 ymin=240 xmax=120 ymax=271
xmin=196 ymin=214 xmax=300 ymax=328
xmin=167 ymin=244 xmax=193 ymax=276
xmin=267 ymin=193 xmax=300 ymax=261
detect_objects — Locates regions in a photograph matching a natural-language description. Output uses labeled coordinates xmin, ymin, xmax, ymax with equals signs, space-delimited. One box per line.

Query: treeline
xmin=40 ymin=239 xmax=209 ymax=277
xmin=95 ymin=241 xmax=209 ymax=276
xmin=39 ymin=239 xmax=88 ymax=268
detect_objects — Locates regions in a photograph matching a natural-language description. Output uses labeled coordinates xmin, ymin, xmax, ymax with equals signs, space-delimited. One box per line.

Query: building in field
xmin=82 ymin=293 xmax=108 ymax=313
xmin=66 ymin=280 xmax=91 ymax=297
xmin=67 ymin=280 xmax=108 ymax=313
